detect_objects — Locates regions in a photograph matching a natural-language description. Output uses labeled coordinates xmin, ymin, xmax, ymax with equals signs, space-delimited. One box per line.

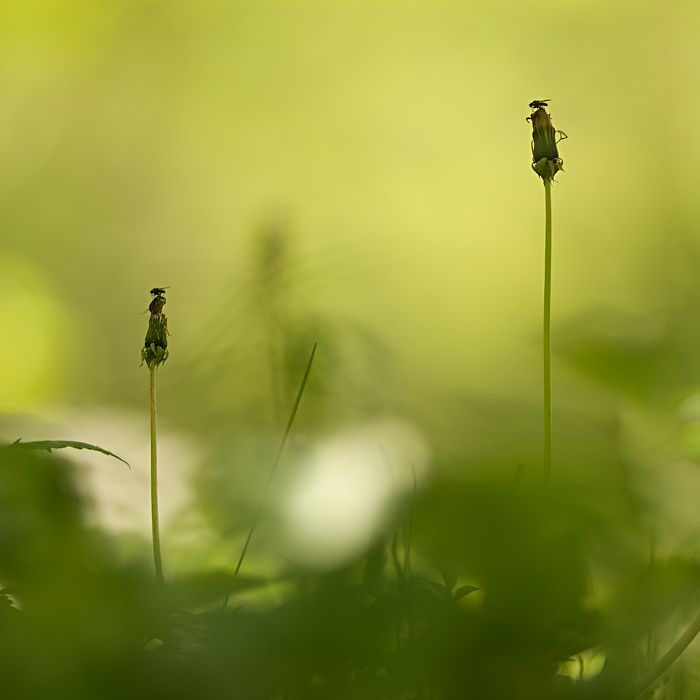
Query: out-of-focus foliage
xmin=3 ymin=437 xmax=700 ymax=699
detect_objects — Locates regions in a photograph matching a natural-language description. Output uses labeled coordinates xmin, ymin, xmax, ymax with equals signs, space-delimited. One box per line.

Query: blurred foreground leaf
xmin=6 ymin=439 xmax=130 ymax=467
xmin=165 ymin=571 xmax=272 ymax=610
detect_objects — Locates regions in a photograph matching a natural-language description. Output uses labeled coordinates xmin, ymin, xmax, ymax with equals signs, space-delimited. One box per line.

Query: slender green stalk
xmin=627 ymin=610 xmax=700 ymax=699
xmin=528 ymin=100 xmax=563 ymax=488
xmin=150 ymin=365 xmax=164 ymax=584
xmin=222 ymin=341 xmax=317 ymax=608
xmin=543 ymin=179 xmax=552 ymax=489
xmin=142 ymin=287 xmax=168 ymax=583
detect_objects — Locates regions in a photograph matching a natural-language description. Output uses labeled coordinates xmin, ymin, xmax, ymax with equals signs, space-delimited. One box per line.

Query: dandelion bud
xmin=528 ymin=100 xmax=566 ymax=181
xmin=142 ymin=288 xmax=169 ymax=368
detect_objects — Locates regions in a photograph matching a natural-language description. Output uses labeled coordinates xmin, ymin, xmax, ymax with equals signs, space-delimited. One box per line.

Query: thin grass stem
xmin=223 ymin=341 xmax=317 ymax=607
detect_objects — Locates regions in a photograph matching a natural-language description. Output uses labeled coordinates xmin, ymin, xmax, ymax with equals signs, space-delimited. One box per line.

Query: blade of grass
xmin=225 ymin=341 xmax=317 ymax=605
xmin=403 ymin=463 xmax=417 ymax=581
xmin=626 ymin=610 xmax=700 ymax=699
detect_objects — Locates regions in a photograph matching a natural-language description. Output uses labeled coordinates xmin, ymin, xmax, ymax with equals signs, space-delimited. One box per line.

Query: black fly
xmin=148 ymin=287 xmax=168 ymax=315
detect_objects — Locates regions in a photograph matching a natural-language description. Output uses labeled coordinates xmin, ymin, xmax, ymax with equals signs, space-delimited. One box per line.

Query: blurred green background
xmin=3 ymin=0 xmax=698 ymax=410
xmin=4 ymin=1 xmax=700 ymax=698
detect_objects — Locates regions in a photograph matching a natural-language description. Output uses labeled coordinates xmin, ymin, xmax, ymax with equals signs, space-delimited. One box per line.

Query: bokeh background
xmin=3 ymin=0 xmax=698 ymax=410
xmin=4 ymin=1 xmax=700 ymax=698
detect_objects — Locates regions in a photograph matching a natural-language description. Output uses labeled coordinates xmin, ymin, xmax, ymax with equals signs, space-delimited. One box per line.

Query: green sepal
xmin=142 ymin=312 xmax=169 ymax=368
xmin=532 ymin=158 xmax=563 ymax=181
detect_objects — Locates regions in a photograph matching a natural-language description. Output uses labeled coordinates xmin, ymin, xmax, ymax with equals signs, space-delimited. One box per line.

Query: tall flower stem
xmin=527 ymin=99 xmax=565 ymax=489
xmin=543 ymin=179 xmax=552 ymax=489
xmin=150 ymin=365 xmax=164 ymax=583
xmin=142 ymin=287 xmax=169 ymax=583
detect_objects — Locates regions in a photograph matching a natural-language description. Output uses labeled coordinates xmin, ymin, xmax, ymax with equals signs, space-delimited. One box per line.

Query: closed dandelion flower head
xmin=142 ymin=288 xmax=169 ymax=368
xmin=527 ymin=99 xmax=566 ymax=181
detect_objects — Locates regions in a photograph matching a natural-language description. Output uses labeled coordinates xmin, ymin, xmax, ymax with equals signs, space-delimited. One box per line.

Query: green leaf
xmin=437 ymin=562 xmax=457 ymax=591
xmin=166 ymin=571 xmax=271 ymax=609
xmin=453 ymin=584 xmax=479 ymax=602
xmin=7 ymin=439 xmax=130 ymax=468
xmin=0 ymin=593 xmax=19 ymax=618
xmin=416 ymin=576 xmax=450 ymax=597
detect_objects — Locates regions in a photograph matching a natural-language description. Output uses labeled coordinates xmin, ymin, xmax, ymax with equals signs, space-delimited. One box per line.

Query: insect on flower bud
xmin=142 ymin=287 xmax=169 ymax=368
xmin=527 ymin=99 xmax=566 ymax=181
